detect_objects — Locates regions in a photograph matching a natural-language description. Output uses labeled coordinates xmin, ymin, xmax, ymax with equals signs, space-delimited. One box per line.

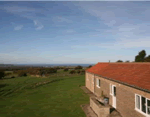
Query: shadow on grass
xmin=0 ymin=84 xmax=8 ymax=88
xmin=32 ymin=78 xmax=65 ymax=89
xmin=3 ymin=77 xmax=16 ymax=80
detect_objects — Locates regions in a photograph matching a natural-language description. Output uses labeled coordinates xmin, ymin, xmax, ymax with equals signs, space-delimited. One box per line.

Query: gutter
xmin=86 ymin=71 xmax=150 ymax=94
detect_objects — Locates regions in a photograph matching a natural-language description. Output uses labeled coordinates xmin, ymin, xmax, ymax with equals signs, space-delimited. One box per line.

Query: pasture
xmin=0 ymin=73 xmax=89 ymax=117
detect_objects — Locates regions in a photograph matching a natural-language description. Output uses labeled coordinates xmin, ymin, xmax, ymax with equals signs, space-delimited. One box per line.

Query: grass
xmin=0 ymin=74 xmax=89 ymax=117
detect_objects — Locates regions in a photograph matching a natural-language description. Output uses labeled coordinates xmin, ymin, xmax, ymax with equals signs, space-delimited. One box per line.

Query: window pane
xmin=99 ymin=79 xmax=100 ymax=86
xmin=136 ymin=95 xmax=140 ymax=109
xmin=114 ymin=86 xmax=116 ymax=96
xmin=142 ymin=96 xmax=146 ymax=113
xmin=147 ymin=99 xmax=150 ymax=115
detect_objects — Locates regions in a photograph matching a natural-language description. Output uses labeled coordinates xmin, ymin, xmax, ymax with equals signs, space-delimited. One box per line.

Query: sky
xmin=0 ymin=1 xmax=150 ymax=64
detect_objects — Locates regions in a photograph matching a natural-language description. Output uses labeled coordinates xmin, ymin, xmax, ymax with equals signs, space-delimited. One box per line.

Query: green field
xmin=0 ymin=74 xmax=89 ymax=117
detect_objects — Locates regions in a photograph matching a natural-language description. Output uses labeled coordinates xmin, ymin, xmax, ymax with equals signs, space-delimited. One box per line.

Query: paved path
xmin=80 ymin=86 xmax=96 ymax=98
xmin=81 ymin=104 xmax=98 ymax=117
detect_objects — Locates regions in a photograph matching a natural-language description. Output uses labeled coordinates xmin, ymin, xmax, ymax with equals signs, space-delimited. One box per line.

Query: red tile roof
xmin=86 ymin=62 xmax=150 ymax=91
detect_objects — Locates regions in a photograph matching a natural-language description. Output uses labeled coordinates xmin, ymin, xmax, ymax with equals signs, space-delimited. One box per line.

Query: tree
xmin=75 ymin=65 xmax=83 ymax=70
xmin=77 ymin=70 xmax=80 ymax=74
xmin=88 ymin=65 xmax=92 ymax=68
xmin=116 ymin=60 xmax=123 ymax=62
xmin=144 ymin=55 xmax=150 ymax=62
xmin=135 ymin=50 xmax=146 ymax=62
xmin=46 ymin=68 xmax=57 ymax=74
xmin=40 ymin=70 xmax=45 ymax=76
xmin=81 ymin=70 xmax=85 ymax=74
xmin=125 ymin=60 xmax=130 ymax=62
xmin=135 ymin=55 xmax=141 ymax=62
xmin=64 ymin=68 xmax=69 ymax=72
xmin=69 ymin=70 xmax=76 ymax=74
xmin=18 ymin=71 xmax=27 ymax=77
xmin=0 ymin=71 xmax=5 ymax=79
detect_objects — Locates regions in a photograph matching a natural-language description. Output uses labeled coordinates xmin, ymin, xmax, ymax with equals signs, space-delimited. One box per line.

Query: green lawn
xmin=0 ymin=75 xmax=89 ymax=117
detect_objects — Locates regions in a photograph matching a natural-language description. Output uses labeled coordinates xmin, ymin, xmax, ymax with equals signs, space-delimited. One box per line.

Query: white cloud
xmin=14 ymin=25 xmax=23 ymax=30
xmin=3 ymin=6 xmax=37 ymax=13
xmin=66 ymin=29 xmax=75 ymax=33
xmin=33 ymin=20 xmax=44 ymax=30
xmin=53 ymin=16 xmax=72 ymax=23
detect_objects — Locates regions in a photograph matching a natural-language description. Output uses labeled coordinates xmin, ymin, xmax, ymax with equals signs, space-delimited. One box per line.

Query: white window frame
xmin=110 ymin=84 xmax=113 ymax=95
xmin=135 ymin=94 xmax=150 ymax=117
xmin=96 ymin=78 xmax=100 ymax=88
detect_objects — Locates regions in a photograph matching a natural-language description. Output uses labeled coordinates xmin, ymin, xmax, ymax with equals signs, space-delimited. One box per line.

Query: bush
xmin=88 ymin=65 xmax=92 ymax=68
xmin=11 ymin=76 xmax=15 ymax=78
xmin=5 ymin=72 xmax=12 ymax=76
xmin=40 ymin=70 xmax=45 ymax=76
xmin=18 ymin=71 xmax=27 ymax=77
xmin=64 ymin=68 xmax=69 ymax=72
xmin=75 ymin=65 xmax=83 ymax=70
xmin=77 ymin=70 xmax=80 ymax=74
xmin=0 ymin=71 xmax=5 ymax=79
xmin=81 ymin=70 xmax=85 ymax=74
xmin=46 ymin=68 xmax=57 ymax=74
xmin=116 ymin=60 xmax=123 ymax=62
xmin=69 ymin=70 xmax=76 ymax=74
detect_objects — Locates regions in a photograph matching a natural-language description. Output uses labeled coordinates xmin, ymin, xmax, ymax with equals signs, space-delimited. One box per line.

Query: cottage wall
xmin=85 ymin=72 xmax=94 ymax=92
xmin=86 ymin=71 xmax=150 ymax=117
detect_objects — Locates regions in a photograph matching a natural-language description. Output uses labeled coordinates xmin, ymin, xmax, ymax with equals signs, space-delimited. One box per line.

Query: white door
xmin=112 ymin=85 xmax=116 ymax=108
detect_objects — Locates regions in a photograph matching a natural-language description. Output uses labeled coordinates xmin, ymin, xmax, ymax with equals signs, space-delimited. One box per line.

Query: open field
xmin=0 ymin=73 xmax=89 ymax=117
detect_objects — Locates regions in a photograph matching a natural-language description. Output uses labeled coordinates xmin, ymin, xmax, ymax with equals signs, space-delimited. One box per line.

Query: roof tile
xmin=86 ymin=62 xmax=150 ymax=91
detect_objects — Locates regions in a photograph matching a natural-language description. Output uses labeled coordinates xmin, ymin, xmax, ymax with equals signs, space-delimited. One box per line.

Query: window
xmin=136 ymin=95 xmax=140 ymax=109
xmin=114 ymin=86 xmax=116 ymax=96
xmin=142 ymin=96 xmax=146 ymax=113
xmin=135 ymin=94 xmax=150 ymax=116
xmin=96 ymin=78 xmax=100 ymax=88
xmin=147 ymin=99 xmax=150 ymax=114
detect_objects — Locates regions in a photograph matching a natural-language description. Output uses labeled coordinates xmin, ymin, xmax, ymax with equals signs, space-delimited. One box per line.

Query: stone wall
xmin=90 ymin=97 xmax=110 ymax=117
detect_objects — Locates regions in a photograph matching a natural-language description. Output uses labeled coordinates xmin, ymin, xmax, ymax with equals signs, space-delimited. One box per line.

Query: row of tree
xmin=116 ymin=50 xmax=150 ymax=62
xmin=0 ymin=65 xmax=89 ymax=79
xmin=135 ymin=50 xmax=150 ymax=62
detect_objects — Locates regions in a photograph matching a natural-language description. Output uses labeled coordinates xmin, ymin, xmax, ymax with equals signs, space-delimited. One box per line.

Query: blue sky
xmin=0 ymin=1 xmax=150 ymax=64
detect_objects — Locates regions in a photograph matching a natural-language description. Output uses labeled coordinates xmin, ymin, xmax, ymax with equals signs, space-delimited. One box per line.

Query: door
xmin=112 ymin=85 xmax=116 ymax=108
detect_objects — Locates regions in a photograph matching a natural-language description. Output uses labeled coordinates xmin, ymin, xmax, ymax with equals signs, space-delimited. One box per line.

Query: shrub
xmin=88 ymin=65 xmax=92 ymax=68
xmin=18 ymin=71 xmax=27 ymax=77
xmin=69 ymin=70 xmax=76 ymax=74
xmin=77 ymin=70 xmax=80 ymax=74
xmin=81 ymin=70 xmax=85 ymax=74
xmin=0 ymin=71 xmax=5 ymax=79
xmin=116 ymin=60 xmax=123 ymax=62
xmin=11 ymin=76 xmax=15 ymax=78
xmin=40 ymin=70 xmax=45 ymax=76
xmin=75 ymin=65 xmax=83 ymax=70
xmin=46 ymin=68 xmax=57 ymax=74
xmin=5 ymin=72 xmax=12 ymax=76
xmin=64 ymin=68 xmax=69 ymax=72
